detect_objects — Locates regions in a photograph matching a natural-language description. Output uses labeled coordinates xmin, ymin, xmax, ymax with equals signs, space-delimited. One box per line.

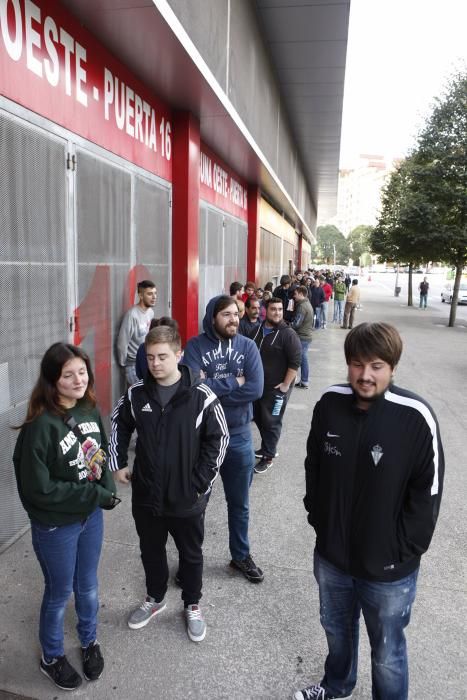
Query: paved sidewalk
xmin=1 ymin=278 xmax=466 ymax=699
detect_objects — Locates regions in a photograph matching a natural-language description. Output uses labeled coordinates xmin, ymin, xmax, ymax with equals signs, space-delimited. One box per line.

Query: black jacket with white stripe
xmin=304 ymin=383 xmax=444 ymax=581
xmin=109 ymin=364 xmax=229 ymax=517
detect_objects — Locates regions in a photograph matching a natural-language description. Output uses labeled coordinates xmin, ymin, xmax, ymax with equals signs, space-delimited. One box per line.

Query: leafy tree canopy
xmin=370 ymin=70 xmax=467 ymax=323
xmin=347 ymin=225 xmax=374 ymax=265
xmin=316 ymin=224 xmax=350 ymax=265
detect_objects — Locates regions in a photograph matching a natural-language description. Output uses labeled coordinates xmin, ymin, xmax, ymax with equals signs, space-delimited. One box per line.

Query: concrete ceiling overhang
xmin=255 ymin=0 xmax=350 ymax=223
xmin=60 ymin=0 xmax=349 ymax=234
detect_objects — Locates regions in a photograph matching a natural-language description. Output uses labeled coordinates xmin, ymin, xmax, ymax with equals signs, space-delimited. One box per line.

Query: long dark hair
xmin=15 ymin=343 xmax=96 ymax=428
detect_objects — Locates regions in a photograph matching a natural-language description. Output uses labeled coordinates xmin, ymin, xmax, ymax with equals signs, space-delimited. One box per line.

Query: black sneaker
xmin=255 ymin=450 xmax=279 ymax=459
xmin=40 ymin=655 xmax=82 ymax=690
xmin=254 ymin=457 xmax=273 ymax=474
xmin=81 ymin=640 xmax=104 ymax=681
xmin=230 ymin=554 xmax=264 ymax=582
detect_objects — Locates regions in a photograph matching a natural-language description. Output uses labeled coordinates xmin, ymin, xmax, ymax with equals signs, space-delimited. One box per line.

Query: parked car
xmin=441 ymin=283 xmax=467 ymax=304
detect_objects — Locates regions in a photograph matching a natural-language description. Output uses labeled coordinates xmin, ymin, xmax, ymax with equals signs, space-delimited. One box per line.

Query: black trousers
xmin=253 ymin=386 xmax=292 ymax=459
xmin=132 ymin=505 xmax=205 ymax=606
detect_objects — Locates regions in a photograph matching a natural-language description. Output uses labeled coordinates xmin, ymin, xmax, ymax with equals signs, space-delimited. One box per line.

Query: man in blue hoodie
xmin=184 ymin=295 xmax=265 ymax=582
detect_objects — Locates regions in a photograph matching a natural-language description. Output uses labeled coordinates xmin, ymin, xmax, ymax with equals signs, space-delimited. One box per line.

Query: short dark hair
xmin=213 ymin=295 xmax=238 ymax=317
xmin=229 ymin=281 xmax=243 ymax=296
xmin=137 ymin=280 xmax=156 ymax=293
xmin=352 ymin=278 xmax=358 ymax=285
xmin=244 ymin=281 xmax=256 ymax=291
xmin=280 ymin=275 xmax=291 ymax=286
xmin=344 ymin=323 xmax=403 ymax=369
xmin=145 ymin=325 xmax=181 ymax=352
xmin=295 ymin=285 xmax=308 ymax=297
xmin=245 ymin=297 xmax=260 ymax=309
xmin=265 ymin=296 xmax=283 ymax=309
xmin=149 ymin=316 xmax=179 ymax=331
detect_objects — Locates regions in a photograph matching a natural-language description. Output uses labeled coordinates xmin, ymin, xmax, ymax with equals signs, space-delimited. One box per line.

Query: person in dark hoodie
xmin=309 ymin=277 xmax=325 ymax=329
xmin=183 ymin=295 xmax=264 ymax=583
xmin=109 ymin=325 xmax=229 ymax=642
xmin=250 ymin=296 xmax=302 ymax=473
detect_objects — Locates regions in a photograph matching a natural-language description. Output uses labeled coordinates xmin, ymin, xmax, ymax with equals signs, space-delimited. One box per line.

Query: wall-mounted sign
xmin=200 ymin=143 xmax=248 ymax=221
xmin=0 ymin=0 xmax=172 ymax=180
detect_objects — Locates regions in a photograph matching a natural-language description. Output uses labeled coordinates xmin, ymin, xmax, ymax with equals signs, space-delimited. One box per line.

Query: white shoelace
xmin=186 ymin=606 xmax=202 ymax=621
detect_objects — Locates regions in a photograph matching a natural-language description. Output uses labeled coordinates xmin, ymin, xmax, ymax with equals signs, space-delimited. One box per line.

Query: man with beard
xmin=250 ymin=297 xmax=301 ymax=474
xmin=295 ymin=322 xmax=444 ymax=700
xmin=239 ymin=297 xmax=261 ymax=336
xmin=184 ymin=296 xmax=264 ymax=583
xmin=117 ymin=280 xmax=157 ymax=385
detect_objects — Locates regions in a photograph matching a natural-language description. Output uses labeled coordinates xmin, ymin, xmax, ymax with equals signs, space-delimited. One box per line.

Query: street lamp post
xmin=394 ymin=263 xmax=401 ymax=296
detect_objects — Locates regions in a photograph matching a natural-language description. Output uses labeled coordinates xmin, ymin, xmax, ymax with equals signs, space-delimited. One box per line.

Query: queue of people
xmin=12 ymin=274 xmax=444 ymax=700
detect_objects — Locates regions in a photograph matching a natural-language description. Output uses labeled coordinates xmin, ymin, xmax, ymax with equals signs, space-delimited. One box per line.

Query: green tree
xmin=370 ymin=156 xmax=430 ymax=305
xmin=370 ymin=70 xmax=467 ymax=319
xmin=347 ymin=225 xmax=373 ymax=266
xmin=411 ymin=71 xmax=467 ymax=326
xmin=316 ymin=224 xmax=350 ymax=265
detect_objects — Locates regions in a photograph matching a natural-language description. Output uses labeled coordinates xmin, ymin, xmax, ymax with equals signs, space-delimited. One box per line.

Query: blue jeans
xmin=419 ymin=293 xmax=427 ymax=308
xmin=320 ymin=301 xmax=329 ymax=326
xmin=333 ymin=299 xmax=344 ymax=323
xmin=314 ymin=551 xmax=419 ymax=700
xmin=299 ymin=340 xmax=311 ymax=385
xmin=31 ymin=508 xmax=104 ymax=659
xmin=219 ymin=431 xmax=254 ymax=560
xmin=313 ymin=306 xmax=321 ymax=328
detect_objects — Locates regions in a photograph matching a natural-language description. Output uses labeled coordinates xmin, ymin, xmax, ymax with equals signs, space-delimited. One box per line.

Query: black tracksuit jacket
xmin=109 ymin=365 xmax=229 ymax=517
xmin=305 ymin=383 xmax=444 ymax=582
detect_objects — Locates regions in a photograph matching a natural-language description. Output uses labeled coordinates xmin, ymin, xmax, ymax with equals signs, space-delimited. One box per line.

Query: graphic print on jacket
xmin=13 ymin=404 xmax=115 ymax=526
xmin=109 ymin=365 xmax=229 ymax=517
xmin=183 ymin=295 xmax=263 ymax=434
xmin=305 ymin=383 xmax=444 ymax=582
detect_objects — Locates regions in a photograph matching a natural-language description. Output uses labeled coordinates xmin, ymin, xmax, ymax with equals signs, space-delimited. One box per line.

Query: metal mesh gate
xmin=198 ymin=202 xmax=247 ymax=327
xmin=0 ymin=112 xmax=68 ymax=550
xmin=0 ymin=112 xmax=171 ymax=550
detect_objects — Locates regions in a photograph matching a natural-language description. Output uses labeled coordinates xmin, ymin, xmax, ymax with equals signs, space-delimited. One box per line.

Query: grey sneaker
xmin=128 ymin=596 xmax=166 ymax=630
xmin=184 ymin=604 xmax=206 ymax=642
xmin=293 ymin=683 xmax=352 ymax=699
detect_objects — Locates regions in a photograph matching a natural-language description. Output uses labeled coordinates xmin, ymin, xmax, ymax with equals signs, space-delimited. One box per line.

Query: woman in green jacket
xmin=13 ymin=343 xmax=117 ymax=691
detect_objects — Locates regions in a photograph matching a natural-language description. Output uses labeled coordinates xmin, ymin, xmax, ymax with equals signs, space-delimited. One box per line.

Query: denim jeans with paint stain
xmin=313 ymin=550 xmax=419 ymax=700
